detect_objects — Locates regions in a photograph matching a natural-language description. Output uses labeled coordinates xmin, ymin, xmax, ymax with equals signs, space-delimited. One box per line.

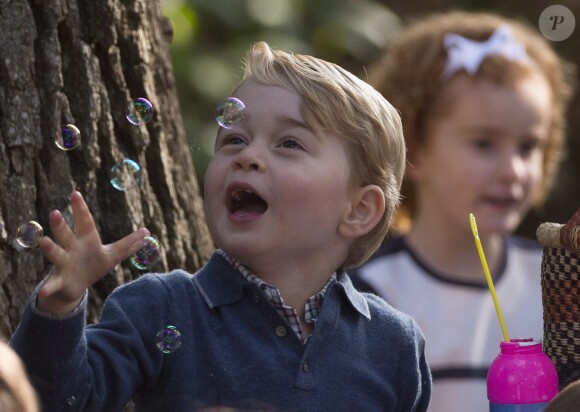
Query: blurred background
xmin=160 ymin=0 xmax=580 ymax=236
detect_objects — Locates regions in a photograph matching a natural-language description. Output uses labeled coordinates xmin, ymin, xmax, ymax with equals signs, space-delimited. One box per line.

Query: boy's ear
xmin=338 ymin=185 xmax=385 ymax=239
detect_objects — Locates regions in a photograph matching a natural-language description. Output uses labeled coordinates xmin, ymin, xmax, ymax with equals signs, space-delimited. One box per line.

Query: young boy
xmin=10 ymin=42 xmax=431 ymax=411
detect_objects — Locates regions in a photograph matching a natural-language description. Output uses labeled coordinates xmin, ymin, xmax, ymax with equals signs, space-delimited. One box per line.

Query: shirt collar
xmin=194 ymin=250 xmax=370 ymax=319
xmin=216 ymin=249 xmax=337 ymax=305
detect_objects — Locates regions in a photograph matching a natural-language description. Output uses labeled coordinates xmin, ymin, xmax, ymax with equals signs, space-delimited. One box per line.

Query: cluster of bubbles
xmin=156 ymin=325 xmax=182 ymax=354
xmin=119 ymin=98 xmax=158 ymax=270
xmin=146 ymin=96 xmax=244 ymax=355
xmin=146 ymin=96 xmax=245 ymax=353
xmin=18 ymin=97 xmax=160 ymax=271
xmin=17 ymin=96 xmax=248 ymax=354
xmin=51 ymin=98 xmax=154 ymax=153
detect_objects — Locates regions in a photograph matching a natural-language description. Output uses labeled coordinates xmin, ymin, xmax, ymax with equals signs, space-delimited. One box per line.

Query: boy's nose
xmin=233 ymin=147 xmax=266 ymax=172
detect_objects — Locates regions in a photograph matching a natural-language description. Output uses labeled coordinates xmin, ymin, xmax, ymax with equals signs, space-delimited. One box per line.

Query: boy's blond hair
xmin=369 ymin=11 xmax=575 ymax=227
xmin=239 ymin=41 xmax=406 ymax=269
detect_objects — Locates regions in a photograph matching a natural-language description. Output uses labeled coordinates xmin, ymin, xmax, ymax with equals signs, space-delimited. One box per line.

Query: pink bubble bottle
xmin=487 ymin=338 xmax=558 ymax=411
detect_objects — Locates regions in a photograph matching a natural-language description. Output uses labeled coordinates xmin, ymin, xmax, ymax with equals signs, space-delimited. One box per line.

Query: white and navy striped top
xmin=349 ymin=235 xmax=544 ymax=412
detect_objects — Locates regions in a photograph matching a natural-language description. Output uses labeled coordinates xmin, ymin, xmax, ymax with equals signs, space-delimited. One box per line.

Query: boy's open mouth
xmin=228 ymin=187 xmax=268 ymax=215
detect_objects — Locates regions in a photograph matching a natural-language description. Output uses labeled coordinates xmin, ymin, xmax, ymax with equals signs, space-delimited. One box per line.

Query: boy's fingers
xmin=38 ymin=273 xmax=63 ymax=298
xmin=70 ymin=191 xmax=98 ymax=237
xmin=109 ymin=228 xmax=151 ymax=262
xmin=38 ymin=236 xmax=68 ymax=268
xmin=49 ymin=210 xmax=75 ymax=249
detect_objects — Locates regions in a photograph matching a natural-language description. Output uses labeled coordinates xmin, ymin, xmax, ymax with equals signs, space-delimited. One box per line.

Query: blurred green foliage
xmin=160 ymin=0 xmax=402 ymax=190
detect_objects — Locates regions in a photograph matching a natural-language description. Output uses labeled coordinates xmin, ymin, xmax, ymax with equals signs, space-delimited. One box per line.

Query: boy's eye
xmin=222 ymin=134 xmax=245 ymax=146
xmin=280 ymin=137 xmax=303 ymax=150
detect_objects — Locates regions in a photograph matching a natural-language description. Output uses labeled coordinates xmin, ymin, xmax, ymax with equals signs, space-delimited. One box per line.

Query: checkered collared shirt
xmin=217 ymin=250 xmax=337 ymax=344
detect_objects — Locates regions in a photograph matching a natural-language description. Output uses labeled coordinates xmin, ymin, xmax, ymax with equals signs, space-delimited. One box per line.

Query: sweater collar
xmin=335 ymin=271 xmax=371 ymax=319
xmin=193 ymin=251 xmax=370 ymax=319
xmin=193 ymin=252 xmax=246 ymax=308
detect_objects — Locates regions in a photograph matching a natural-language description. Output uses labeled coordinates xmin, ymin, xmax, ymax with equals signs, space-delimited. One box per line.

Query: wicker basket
xmin=536 ymin=207 xmax=580 ymax=389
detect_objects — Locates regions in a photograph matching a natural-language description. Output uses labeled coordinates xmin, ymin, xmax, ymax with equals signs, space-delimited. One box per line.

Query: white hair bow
xmin=441 ymin=24 xmax=528 ymax=80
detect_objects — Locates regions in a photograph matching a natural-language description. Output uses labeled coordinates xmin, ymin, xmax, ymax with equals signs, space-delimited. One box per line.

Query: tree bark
xmin=0 ymin=0 xmax=214 ymax=338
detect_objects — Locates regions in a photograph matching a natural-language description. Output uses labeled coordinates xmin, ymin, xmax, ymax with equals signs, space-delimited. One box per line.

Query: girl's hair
xmin=368 ymin=11 xmax=575 ymax=229
xmin=239 ymin=41 xmax=406 ymax=268
xmin=0 ymin=340 xmax=39 ymax=412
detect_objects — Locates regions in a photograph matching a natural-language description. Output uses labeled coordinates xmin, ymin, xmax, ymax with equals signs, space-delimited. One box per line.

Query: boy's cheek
xmin=203 ymin=163 xmax=220 ymax=197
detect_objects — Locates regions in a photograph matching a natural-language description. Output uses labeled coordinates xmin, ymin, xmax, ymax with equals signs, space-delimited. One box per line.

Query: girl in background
xmin=350 ymin=10 xmax=575 ymax=411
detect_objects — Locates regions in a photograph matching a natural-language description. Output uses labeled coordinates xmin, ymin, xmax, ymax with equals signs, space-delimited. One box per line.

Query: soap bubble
xmin=156 ymin=325 xmax=182 ymax=354
xmin=130 ymin=236 xmax=161 ymax=270
xmin=55 ymin=124 xmax=81 ymax=151
xmin=215 ymin=97 xmax=245 ymax=128
xmin=16 ymin=221 xmax=43 ymax=248
xmin=126 ymin=97 xmax=154 ymax=125
xmin=110 ymin=159 xmax=142 ymax=191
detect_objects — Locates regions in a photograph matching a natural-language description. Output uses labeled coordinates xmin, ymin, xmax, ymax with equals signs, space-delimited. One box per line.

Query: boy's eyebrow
xmin=242 ymin=111 xmax=314 ymax=133
xmin=280 ymin=115 xmax=313 ymax=131
xmin=277 ymin=115 xmax=322 ymax=138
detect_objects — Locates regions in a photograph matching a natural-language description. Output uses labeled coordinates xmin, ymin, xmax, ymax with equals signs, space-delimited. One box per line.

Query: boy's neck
xmin=241 ymin=255 xmax=339 ymax=317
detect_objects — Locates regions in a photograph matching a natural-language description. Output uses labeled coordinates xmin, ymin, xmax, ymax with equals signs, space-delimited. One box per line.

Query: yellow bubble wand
xmin=469 ymin=213 xmax=510 ymax=342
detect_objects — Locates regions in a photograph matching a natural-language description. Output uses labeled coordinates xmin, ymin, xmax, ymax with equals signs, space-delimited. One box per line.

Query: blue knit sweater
xmin=11 ymin=252 xmax=431 ymax=411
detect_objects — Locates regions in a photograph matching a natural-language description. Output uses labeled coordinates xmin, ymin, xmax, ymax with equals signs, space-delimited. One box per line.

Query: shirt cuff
xmin=30 ymin=276 xmax=88 ymax=320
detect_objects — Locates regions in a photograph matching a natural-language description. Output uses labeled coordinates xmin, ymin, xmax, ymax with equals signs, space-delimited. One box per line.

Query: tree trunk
xmin=0 ymin=0 xmax=214 ymax=338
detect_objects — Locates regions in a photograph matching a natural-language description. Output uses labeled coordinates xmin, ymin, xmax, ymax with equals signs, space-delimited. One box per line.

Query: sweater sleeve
xmin=363 ymin=293 xmax=432 ymax=411
xmin=396 ymin=312 xmax=432 ymax=412
xmin=413 ymin=327 xmax=432 ymax=412
xmin=392 ymin=314 xmax=432 ymax=412
xmin=9 ymin=274 xmax=168 ymax=412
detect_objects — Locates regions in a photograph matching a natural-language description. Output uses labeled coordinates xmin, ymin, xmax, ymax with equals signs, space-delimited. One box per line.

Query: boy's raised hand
xmin=37 ymin=191 xmax=150 ymax=315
